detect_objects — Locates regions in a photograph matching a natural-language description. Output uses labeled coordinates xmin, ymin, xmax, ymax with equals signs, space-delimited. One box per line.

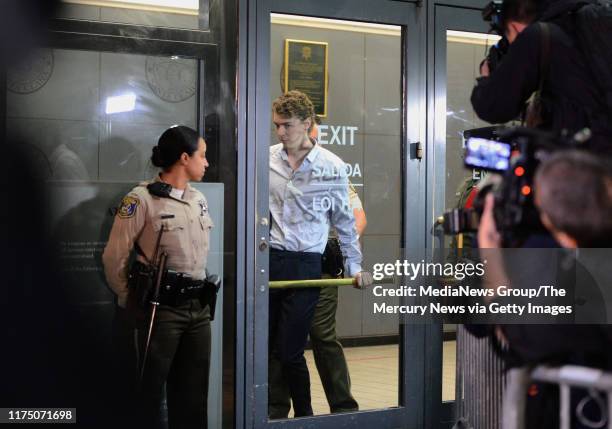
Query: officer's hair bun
xmin=152 ymin=125 xmax=202 ymax=171
xmin=151 ymin=145 xmax=168 ymax=168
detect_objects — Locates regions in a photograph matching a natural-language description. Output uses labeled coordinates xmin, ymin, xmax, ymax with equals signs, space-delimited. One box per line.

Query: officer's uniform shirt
xmin=329 ymin=183 xmax=362 ymax=239
xmin=102 ymin=176 xmax=214 ymax=307
xmin=348 ymin=184 xmax=363 ymax=212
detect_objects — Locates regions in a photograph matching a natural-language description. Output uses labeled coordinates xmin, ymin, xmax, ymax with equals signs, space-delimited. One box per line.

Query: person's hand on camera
xmin=354 ymin=271 xmax=374 ymax=289
xmin=478 ymin=193 xmax=501 ymax=248
xmin=478 ymin=193 xmax=509 ymax=302
xmin=479 ymin=59 xmax=490 ymax=77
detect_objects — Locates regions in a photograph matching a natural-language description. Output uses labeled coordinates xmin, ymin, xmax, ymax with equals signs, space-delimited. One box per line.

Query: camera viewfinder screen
xmin=464 ymin=137 xmax=511 ymax=172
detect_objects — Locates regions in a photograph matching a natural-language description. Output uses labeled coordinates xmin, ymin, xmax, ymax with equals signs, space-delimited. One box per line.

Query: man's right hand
xmin=354 ymin=271 xmax=374 ymax=289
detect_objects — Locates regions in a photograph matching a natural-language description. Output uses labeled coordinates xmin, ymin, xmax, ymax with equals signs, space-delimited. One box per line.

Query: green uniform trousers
xmin=138 ymin=299 xmax=211 ymax=429
xmin=269 ymin=286 xmax=358 ymax=417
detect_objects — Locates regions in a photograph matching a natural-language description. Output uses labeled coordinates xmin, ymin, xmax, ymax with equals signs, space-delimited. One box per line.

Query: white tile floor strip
xmin=290 ymin=341 xmax=457 ymax=416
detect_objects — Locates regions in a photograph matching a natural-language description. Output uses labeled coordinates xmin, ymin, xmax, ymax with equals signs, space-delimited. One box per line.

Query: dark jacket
xmin=471 ymin=0 xmax=612 ymax=153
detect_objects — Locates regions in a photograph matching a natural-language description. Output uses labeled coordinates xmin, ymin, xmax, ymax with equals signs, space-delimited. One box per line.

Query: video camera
xmin=482 ymin=1 xmax=510 ymax=72
xmin=442 ymin=126 xmax=589 ymax=247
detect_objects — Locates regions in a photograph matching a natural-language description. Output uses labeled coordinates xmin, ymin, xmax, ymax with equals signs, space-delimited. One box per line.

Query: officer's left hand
xmin=354 ymin=271 xmax=374 ymax=289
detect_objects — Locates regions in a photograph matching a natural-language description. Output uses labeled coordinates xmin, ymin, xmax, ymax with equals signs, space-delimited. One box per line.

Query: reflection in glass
xmin=5 ymin=48 xmax=224 ymax=428
xmin=6 ymin=49 xmax=199 ymax=307
xmin=445 ymin=31 xmax=501 ymax=223
xmin=7 ymin=49 xmax=197 ymax=183
xmin=268 ymin=15 xmax=402 ymax=418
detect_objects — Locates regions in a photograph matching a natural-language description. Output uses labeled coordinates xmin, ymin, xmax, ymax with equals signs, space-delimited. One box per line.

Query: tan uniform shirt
xmin=102 ymin=178 xmax=214 ymax=307
xmin=348 ymin=183 xmax=362 ymax=211
xmin=329 ymin=182 xmax=362 ymax=239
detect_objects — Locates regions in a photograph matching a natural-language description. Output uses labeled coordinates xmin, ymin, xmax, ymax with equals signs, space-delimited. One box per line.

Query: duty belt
xmin=158 ymin=269 xmax=207 ymax=304
xmin=129 ymin=261 xmax=219 ymax=314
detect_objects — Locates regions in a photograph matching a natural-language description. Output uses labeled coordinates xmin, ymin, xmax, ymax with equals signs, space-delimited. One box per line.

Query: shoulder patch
xmin=118 ymin=195 xmax=139 ymax=219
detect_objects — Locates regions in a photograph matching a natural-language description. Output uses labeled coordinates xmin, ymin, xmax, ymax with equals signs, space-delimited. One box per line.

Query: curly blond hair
xmin=272 ymin=90 xmax=315 ymax=131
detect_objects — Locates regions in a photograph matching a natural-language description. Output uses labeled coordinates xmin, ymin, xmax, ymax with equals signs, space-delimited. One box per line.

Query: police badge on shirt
xmin=198 ymin=199 xmax=208 ymax=217
xmin=197 ymin=198 xmax=214 ymax=230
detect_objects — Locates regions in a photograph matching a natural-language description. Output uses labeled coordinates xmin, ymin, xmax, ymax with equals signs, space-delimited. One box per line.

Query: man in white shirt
xmin=268 ymin=90 xmax=372 ymax=418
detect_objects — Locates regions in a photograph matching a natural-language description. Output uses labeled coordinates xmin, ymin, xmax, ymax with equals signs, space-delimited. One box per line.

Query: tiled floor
xmin=298 ymin=341 xmax=457 ymax=416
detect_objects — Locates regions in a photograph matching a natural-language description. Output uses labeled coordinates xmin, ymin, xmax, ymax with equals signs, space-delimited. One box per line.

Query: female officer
xmin=102 ymin=125 xmax=214 ymax=429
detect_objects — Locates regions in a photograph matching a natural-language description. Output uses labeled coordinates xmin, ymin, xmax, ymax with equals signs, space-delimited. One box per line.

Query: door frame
xmin=427 ymin=3 xmax=491 ymax=427
xmin=241 ymin=0 xmax=430 ymax=428
xmin=429 ymin=4 xmax=490 ymax=246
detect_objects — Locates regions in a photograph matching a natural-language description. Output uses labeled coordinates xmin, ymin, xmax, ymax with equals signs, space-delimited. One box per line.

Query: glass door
xmin=247 ymin=0 xmax=427 ymax=428
xmin=431 ymin=5 xmax=504 ymax=428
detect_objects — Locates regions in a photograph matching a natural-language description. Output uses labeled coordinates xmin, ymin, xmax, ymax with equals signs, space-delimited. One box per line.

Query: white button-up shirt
xmin=269 ymin=142 xmax=362 ymax=276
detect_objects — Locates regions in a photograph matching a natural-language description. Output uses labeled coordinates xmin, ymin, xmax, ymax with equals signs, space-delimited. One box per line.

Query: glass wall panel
xmin=6 ymin=47 xmax=225 ymax=428
xmin=7 ymin=49 xmax=197 ymax=182
xmin=59 ymin=0 xmax=208 ymax=31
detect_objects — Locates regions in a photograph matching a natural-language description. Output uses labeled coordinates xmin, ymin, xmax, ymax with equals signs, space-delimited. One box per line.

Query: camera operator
xmin=471 ymin=0 xmax=612 ymax=154
xmin=478 ymin=150 xmax=612 ymax=429
xmin=533 ymin=150 xmax=612 ymax=248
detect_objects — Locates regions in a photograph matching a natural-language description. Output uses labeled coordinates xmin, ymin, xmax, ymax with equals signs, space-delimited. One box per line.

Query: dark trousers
xmin=137 ymin=299 xmax=211 ymax=429
xmin=270 ymin=285 xmax=359 ymax=415
xmin=268 ymin=249 xmax=321 ymax=418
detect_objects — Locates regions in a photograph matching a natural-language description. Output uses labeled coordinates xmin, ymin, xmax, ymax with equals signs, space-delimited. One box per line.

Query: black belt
xmin=128 ymin=262 xmax=219 ymax=317
xmin=270 ymin=248 xmax=321 ymax=260
xmin=158 ymin=269 xmax=207 ymax=304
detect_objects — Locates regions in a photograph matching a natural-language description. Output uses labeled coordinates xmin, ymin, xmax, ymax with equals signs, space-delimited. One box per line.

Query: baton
xmin=138 ymin=251 xmax=168 ymax=387
xmin=268 ymin=277 xmax=393 ymax=289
